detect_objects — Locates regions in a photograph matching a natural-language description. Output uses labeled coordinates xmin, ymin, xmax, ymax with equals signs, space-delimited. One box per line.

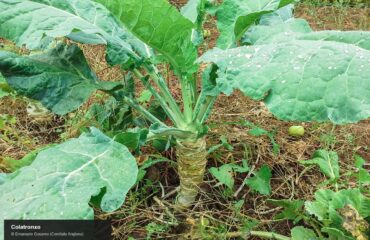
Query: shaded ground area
xmin=0 ymin=1 xmax=369 ymax=239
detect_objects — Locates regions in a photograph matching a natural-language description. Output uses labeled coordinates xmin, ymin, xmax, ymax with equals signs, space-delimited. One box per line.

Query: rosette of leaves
xmin=0 ymin=0 xmax=369 ymax=222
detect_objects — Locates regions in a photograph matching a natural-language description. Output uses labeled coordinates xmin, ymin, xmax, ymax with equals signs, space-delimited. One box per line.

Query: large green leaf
xmin=96 ymin=0 xmax=198 ymax=74
xmin=241 ymin=9 xmax=370 ymax=50
xmin=243 ymin=18 xmax=370 ymax=50
xmin=240 ymin=4 xmax=310 ymax=44
xmin=199 ymin=36 xmax=370 ymax=124
xmin=242 ymin=18 xmax=312 ymax=45
xmin=0 ymin=43 xmax=113 ymax=115
xmin=0 ymin=128 xmax=138 ymax=239
xmin=0 ymin=0 xmax=148 ymax=68
xmin=215 ymin=0 xmax=295 ymax=49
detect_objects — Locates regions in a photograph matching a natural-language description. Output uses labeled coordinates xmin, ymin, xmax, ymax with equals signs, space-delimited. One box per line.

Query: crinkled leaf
xmin=297 ymin=31 xmax=370 ymax=50
xmin=0 ymin=0 xmax=100 ymax=48
xmin=199 ymin=35 xmax=370 ymax=124
xmin=243 ymin=14 xmax=370 ymax=50
xmin=305 ymin=189 xmax=370 ymax=228
xmin=300 ymin=150 xmax=340 ymax=182
xmin=291 ymin=226 xmax=318 ymax=240
xmin=268 ymin=199 xmax=304 ymax=223
xmin=215 ymin=0 xmax=295 ymax=49
xmin=245 ymin=165 xmax=271 ymax=195
xmin=242 ymin=18 xmax=312 ymax=45
xmin=0 ymin=0 xmax=148 ymax=68
xmin=96 ymin=0 xmax=198 ymax=74
xmin=0 ymin=128 xmax=138 ymax=238
xmin=0 ymin=44 xmax=117 ymax=115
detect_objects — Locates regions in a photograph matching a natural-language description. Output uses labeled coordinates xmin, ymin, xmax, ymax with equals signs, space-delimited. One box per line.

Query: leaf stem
xmin=133 ymin=69 xmax=184 ymax=127
xmin=301 ymin=215 xmax=323 ymax=238
xmin=180 ymin=74 xmax=196 ymax=123
xmin=142 ymin=65 xmax=185 ymax=127
xmin=121 ymin=94 xmax=166 ymax=127
xmin=194 ymin=95 xmax=217 ymax=123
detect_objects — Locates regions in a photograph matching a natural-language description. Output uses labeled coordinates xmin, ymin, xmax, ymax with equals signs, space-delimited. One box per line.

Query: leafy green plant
xmin=0 ymin=0 xmax=370 ymax=237
xmin=267 ymin=149 xmax=370 ymax=239
xmin=300 ymin=150 xmax=340 ymax=185
xmin=245 ymin=165 xmax=272 ymax=195
xmin=209 ymin=158 xmax=249 ymax=190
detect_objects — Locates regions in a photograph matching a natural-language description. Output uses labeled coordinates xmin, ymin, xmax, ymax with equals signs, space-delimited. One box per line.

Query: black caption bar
xmin=4 ymin=220 xmax=112 ymax=240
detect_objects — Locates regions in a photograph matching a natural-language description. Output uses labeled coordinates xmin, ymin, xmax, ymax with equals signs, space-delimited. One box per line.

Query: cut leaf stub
xmin=0 ymin=128 xmax=138 ymax=239
xmin=198 ymin=39 xmax=370 ymax=124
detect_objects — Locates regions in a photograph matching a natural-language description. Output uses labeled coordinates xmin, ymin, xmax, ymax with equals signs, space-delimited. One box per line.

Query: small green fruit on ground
xmin=288 ymin=126 xmax=305 ymax=137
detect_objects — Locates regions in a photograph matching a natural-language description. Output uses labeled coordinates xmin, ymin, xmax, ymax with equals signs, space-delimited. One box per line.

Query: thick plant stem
xmin=226 ymin=231 xmax=290 ymax=240
xmin=176 ymin=138 xmax=207 ymax=207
